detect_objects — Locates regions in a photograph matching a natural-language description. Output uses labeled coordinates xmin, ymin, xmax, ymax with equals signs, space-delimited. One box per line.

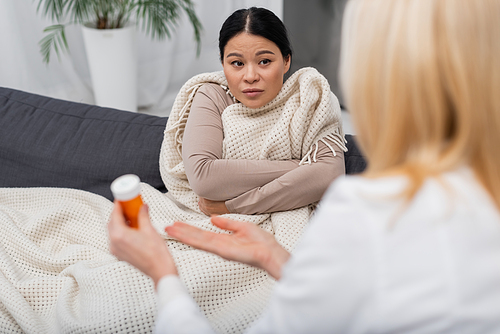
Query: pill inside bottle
xmin=110 ymin=174 xmax=144 ymax=229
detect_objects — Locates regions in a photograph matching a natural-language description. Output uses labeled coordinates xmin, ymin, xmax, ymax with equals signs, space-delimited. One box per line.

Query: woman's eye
xmin=259 ymin=59 xmax=271 ymax=65
xmin=231 ymin=61 xmax=243 ymax=67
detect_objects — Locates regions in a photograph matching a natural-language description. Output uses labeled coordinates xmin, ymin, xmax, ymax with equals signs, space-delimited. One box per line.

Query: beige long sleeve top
xmin=182 ymin=83 xmax=345 ymax=215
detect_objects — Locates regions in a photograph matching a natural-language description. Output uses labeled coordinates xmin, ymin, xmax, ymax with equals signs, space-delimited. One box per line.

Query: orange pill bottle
xmin=110 ymin=174 xmax=144 ymax=229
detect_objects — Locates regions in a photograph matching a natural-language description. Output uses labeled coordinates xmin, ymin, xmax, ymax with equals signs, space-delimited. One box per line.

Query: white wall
xmin=0 ymin=0 xmax=283 ymax=116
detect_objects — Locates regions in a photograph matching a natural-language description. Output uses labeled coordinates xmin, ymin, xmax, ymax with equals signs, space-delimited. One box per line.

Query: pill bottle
xmin=111 ymin=174 xmax=144 ymax=229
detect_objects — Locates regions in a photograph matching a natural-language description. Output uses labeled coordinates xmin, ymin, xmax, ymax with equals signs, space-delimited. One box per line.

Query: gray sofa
xmin=0 ymin=87 xmax=366 ymax=200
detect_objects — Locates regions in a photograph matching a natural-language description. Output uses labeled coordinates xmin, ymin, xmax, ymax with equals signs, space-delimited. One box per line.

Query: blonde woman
xmin=109 ymin=0 xmax=500 ymax=332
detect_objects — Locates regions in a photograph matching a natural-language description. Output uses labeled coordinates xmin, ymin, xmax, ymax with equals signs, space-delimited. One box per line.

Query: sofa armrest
xmin=344 ymin=134 xmax=367 ymax=175
xmin=0 ymin=87 xmax=167 ymax=201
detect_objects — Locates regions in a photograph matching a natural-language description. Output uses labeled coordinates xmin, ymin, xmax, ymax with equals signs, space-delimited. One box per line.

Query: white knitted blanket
xmin=0 ymin=67 xmax=345 ymax=333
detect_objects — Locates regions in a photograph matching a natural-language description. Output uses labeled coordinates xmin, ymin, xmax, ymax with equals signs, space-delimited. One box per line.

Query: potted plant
xmin=36 ymin=0 xmax=203 ymax=112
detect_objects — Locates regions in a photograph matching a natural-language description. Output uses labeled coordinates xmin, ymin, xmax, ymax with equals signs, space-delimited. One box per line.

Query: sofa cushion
xmin=0 ymin=87 xmax=168 ymax=201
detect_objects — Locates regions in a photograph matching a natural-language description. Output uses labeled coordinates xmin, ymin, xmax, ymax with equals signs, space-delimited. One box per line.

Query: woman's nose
xmin=244 ymin=65 xmax=259 ymax=83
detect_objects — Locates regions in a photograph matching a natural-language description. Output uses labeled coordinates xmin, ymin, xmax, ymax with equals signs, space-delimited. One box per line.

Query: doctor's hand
xmin=108 ymin=202 xmax=178 ymax=287
xmin=165 ymin=216 xmax=290 ymax=280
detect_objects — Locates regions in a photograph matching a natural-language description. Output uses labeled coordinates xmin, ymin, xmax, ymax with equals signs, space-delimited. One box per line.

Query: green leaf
xmin=135 ymin=1 xmax=178 ymax=40
xmin=36 ymin=0 xmax=65 ymax=22
xmin=179 ymin=0 xmax=203 ymax=55
xmin=133 ymin=0 xmax=202 ymax=54
xmin=65 ymin=0 xmax=93 ymax=24
xmin=39 ymin=24 xmax=69 ymax=64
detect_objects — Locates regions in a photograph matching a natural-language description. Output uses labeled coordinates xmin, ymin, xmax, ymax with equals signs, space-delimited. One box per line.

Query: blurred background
xmin=0 ymin=0 xmax=350 ymax=130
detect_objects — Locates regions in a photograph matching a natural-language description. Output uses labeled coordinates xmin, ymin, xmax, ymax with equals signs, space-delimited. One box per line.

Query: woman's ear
xmin=284 ymin=55 xmax=291 ymax=73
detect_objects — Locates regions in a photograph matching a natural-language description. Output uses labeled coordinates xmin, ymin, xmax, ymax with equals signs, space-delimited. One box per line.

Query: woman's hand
xmin=108 ymin=202 xmax=178 ymax=287
xmin=198 ymin=197 xmax=230 ymax=216
xmin=165 ymin=216 xmax=290 ymax=280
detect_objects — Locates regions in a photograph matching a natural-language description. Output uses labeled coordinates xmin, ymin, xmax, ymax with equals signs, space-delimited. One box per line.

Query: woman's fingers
xmin=198 ymin=199 xmax=208 ymax=216
xmin=198 ymin=198 xmax=230 ymax=216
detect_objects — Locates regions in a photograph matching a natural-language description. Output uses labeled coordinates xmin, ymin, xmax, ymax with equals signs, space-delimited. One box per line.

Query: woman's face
xmin=222 ymin=33 xmax=291 ymax=109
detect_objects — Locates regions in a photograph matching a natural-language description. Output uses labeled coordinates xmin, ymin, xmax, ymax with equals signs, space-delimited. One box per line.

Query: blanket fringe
xmin=299 ymin=128 xmax=348 ymax=165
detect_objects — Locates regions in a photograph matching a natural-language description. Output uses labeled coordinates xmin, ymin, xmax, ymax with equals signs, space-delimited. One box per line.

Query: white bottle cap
xmin=111 ymin=174 xmax=141 ymax=201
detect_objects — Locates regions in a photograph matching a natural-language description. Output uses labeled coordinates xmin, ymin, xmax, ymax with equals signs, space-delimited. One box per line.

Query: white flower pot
xmin=82 ymin=23 xmax=137 ymax=112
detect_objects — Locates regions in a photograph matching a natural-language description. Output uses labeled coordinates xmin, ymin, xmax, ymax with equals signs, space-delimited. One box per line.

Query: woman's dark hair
xmin=219 ymin=7 xmax=293 ymax=62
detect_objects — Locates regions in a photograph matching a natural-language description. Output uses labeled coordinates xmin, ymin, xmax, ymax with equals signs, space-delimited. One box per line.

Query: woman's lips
xmin=242 ymin=88 xmax=264 ymax=98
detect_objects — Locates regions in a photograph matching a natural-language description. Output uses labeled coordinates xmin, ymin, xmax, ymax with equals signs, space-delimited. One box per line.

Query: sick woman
xmin=162 ymin=6 xmax=346 ymax=218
